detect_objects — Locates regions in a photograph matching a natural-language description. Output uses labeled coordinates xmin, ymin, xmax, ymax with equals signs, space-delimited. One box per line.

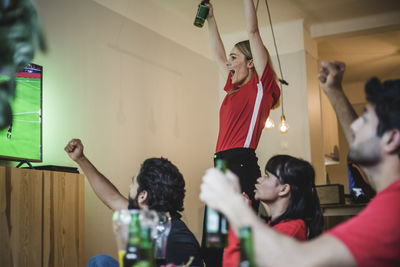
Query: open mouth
xmin=230 ymin=69 xmax=235 ymax=76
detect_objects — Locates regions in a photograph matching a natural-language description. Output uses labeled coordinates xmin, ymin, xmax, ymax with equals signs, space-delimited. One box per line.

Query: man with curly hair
xmin=65 ymin=139 xmax=203 ymax=267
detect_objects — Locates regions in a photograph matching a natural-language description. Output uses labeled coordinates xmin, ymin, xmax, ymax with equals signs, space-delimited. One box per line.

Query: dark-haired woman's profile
xmin=223 ymin=155 xmax=323 ymax=267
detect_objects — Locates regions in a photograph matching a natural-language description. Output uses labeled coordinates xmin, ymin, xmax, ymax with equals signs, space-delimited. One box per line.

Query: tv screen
xmin=0 ymin=63 xmax=42 ymax=162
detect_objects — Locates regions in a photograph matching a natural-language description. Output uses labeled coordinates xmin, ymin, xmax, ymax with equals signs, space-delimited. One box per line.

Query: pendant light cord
xmin=257 ymin=0 xmax=288 ymax=115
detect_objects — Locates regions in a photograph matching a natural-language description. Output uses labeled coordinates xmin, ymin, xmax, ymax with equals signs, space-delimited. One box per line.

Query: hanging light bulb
xmin=261 ymin=0 xmax=290 ymax=134
xmin=279 ymin=115 xmax=289 ymax=133
xmin=265 ymin=116 xmax=275 ymax=129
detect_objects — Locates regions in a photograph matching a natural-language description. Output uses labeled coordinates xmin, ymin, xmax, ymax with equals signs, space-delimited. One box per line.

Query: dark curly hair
xmin=136 ymin=157 xmax=185 ymax=219
xmin=266 ymin=155 xmax=323 ymax=239
xmin=365 ymin=78 xmax=400 ymax=158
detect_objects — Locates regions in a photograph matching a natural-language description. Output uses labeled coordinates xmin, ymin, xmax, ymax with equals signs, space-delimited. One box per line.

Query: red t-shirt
xmin=328 ymin=179 xmax=400 ymax=267
xmin=216 ymin=63 xmax=280 ymax=152
xmin=222 ymin=219 xmax=306 ymax=267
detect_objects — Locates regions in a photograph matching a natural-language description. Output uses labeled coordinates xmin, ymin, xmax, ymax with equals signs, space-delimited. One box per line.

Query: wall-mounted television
xmin=0 ymin=63 xmax=43 ymax=163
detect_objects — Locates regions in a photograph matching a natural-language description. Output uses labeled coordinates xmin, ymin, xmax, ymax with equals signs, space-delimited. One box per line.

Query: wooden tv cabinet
xmin=0 ymin=166 xmax=84 ymax=267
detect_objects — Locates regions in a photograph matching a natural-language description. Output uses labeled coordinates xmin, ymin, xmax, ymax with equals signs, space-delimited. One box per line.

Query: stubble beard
xmin=348 ymin=137 xmax=381 ymax=167
xmin=128 ymin=194 xmax=140 ymax=210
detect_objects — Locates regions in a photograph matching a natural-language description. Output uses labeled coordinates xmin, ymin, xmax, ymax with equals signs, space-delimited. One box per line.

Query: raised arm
xmin=205 ymin=2 xmax=228 ymax=81
xmin=243 ymin=0 xmax=269 ymax=76
xmin=318 ymin=61 xmax=358 ymax=144
xmin=200 ymin=168 xmax=356 ymax=267
xmin=65 ymin=139 xmax=128 ymax=211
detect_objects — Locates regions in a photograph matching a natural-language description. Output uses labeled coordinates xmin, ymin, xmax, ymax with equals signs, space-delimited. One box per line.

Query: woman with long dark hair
xmin=223 ymin=155 xmax=323 ymax=266
xmin=262 ymin=155 xmax=323 ymax=238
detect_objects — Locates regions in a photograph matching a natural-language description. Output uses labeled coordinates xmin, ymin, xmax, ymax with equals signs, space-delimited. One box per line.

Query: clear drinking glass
xmin=112 ymin=209 xmax=172 ymax=266
xmin=139 ymin=209 xmax=159 ymax=235
xmin=154 ymin=212 xmax=172 ymax=267
xmin=112 ymin=209 xmax=139 ymax=265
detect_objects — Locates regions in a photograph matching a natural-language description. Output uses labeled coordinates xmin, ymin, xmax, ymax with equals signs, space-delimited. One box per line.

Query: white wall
xmin=92 ymin=0 xmax=213 ymax=61
xmin=34 ymin=0 xmax=218 ymax=263
xmin=27 ymin=1 xmax=335 ymax=263
xmin=304 ymin=27 xmax=326 ymax=185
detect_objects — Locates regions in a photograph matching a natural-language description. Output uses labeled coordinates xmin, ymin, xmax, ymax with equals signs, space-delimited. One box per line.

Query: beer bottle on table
xmin=136 ymin=226 xmax=155 ymax=267
xmin=205 ymin=159 xmax=229 ymax=248
xmin=193 ymin=0 xmax=210 ymax=28
xmin=123 ymin=211 xmax=141 ymax=267
xmin=239 ymin=226 xmax=257 ymax=267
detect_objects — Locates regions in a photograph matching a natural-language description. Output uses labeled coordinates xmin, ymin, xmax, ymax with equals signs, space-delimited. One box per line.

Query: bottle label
xmin=221 ymin=217 xmax=228 ymax=234
xmin=239 ymin=260 xmax=251 ymax=267
xmin=206 ymin=208 xmax=219 ymax=233
xmin=196 ymin=5 xmax=209 ymax=20
xmin=125 ymin=251 xmax=138 ymax=260
xmin=127 ymin=246 xmax=137 ymax=254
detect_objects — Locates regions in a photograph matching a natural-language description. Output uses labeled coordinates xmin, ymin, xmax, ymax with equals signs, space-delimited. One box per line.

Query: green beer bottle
xmin=239 ymin=226 xmax=257 ymax=267
xmin=193 ymin=0 xmax=210 ymax=28
xmin=124 ymin=211 xmax=141 ymax=267
xmin=205 ymin=159 xmax=229 ymax=248
xmin=135 ymin=226 xmax=155 ymax=267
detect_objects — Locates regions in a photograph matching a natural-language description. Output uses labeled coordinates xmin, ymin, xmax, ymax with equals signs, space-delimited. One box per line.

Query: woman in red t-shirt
xmin=223 ymin=155 xmax=324 ymax=267
xmin=204 ymin=0 xmax=280 ymax=212
xmin=201 ymin=1 xmax=280 ymax=265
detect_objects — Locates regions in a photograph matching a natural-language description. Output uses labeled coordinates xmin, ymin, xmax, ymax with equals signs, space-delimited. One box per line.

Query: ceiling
xmin=318 ymin=29 xmax=400 ymax=84
xmin=153 ymin=0 xmax=400 ymax=33
xmin=156 ymin=0 xmax=400 ymax=98
xmin=95 ymin=0 xmax=400 ymax=100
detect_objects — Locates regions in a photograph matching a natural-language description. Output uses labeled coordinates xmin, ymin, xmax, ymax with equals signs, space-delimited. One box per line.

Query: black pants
xmin=201 ymin=148 xmax=261 ymax=267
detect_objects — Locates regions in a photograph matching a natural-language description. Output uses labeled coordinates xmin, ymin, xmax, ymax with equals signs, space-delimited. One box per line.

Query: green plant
xmin=0 ymin=0 xmax=46 ymax=129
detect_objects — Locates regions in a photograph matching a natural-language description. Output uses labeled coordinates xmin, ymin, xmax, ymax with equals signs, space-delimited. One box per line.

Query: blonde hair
xmin=235 ymin=40 xmax=253 ymax=60
xmin=234 ymin=40 xmax=280 ymax=109
xmin=234 ymin=40 xmax=278 ymax=81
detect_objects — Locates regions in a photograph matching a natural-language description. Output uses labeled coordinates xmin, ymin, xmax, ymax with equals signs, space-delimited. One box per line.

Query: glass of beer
xmin=113 ymin=209 xmax=160 ymax=266
xmin=112 ymin=209 xmax=137 ymax=266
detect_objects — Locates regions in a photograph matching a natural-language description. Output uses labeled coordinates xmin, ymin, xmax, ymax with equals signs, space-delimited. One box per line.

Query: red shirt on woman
xmin=216 ymin=63 xmax=280 ymax=153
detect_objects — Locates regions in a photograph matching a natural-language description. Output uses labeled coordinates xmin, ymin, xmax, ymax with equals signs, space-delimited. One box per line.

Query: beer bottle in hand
xmin=124 ymin=211 xmax=141 ymax=267
xmin=239 ymin=226 xmax=257 ymax=267
xmin=193 ymin=0 xmax=210 ymax=28
xmin=205 ymin=159 xmax=229 ymax=248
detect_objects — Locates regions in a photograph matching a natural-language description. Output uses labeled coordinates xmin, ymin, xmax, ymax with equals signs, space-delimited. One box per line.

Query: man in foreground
xmin=65 ymin=139 xmax=203 ymax=266
xmin=200 ymin=61 xmax=400 ymax=267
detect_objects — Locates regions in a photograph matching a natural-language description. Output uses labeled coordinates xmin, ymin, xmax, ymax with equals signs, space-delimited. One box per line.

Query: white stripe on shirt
xmin=244 ymin=81 xmax=264 ymax=148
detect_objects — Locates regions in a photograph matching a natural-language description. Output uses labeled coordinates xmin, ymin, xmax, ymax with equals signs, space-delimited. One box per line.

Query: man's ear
xmin=138 ymin=190 xmax=148 ymax=205
xmin=278 ymin=184 xmax=291 ymax=197
xmin=383 ymin=129 xmax=400 ymax=154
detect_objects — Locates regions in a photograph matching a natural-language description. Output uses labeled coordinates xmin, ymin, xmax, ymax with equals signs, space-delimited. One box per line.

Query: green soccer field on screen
xmin=0 ymin=67 xmax=42 ymax=162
